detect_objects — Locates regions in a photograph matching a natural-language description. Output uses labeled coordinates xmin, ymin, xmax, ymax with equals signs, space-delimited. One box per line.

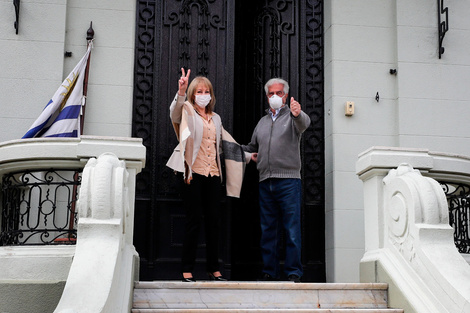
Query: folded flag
xmin=22 ymin=44 xmax=92 ymax=138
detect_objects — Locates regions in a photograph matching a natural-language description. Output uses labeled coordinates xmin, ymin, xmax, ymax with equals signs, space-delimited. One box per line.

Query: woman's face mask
xmin=195 ymin=94 xmax=211 ymax=108
xmin=268 ymin=94 xmax=284 ymax=110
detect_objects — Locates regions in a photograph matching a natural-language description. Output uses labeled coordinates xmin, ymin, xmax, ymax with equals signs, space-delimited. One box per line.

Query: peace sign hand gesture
xmin=178 ymin=68 xmax=191 ymax=96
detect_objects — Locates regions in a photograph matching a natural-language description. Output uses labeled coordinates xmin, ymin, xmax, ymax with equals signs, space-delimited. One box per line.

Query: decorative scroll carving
xmin=79 ymin=153 xmax=129 ymax=220
xmin=388 ymin=192 xmax=409 ymax=240
xmin=383 ymin=165 xmax=419 ymax=261
xmin=385 ymin=185 xmax=416 ymax=261
xmin=383 ymin=164 xmax=449 ymax=262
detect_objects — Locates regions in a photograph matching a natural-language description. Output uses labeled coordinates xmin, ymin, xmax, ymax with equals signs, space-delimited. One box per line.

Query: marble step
xmin=132 ymin=281 xmax=401 ymax=312
xmin=131 ymin=309 xmax=404 ymax=313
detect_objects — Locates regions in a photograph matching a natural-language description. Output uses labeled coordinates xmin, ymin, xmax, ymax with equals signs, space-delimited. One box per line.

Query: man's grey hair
xmin=264 ymin=78 xmax=289 ymax=95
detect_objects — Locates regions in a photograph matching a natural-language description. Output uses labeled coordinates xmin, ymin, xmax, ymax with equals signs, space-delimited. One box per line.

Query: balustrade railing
xmin=0 ymin=169 xmax=81 ymax=246
xmin=0 ymin=153 xmax=468 ymax=254
xmin=356 ymin=148 xmax=470 ymax=312
xmin=440 ymin=181 xmax=470 ymax=254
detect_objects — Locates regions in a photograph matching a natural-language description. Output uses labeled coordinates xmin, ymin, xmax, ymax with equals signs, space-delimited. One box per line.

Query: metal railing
xmin=0 ymin=169 xmax=81 ymax=246
xmin=440 ymin=181 xmax=470 ymax=254
xmin=1 ymin=170 xmax=468 ymax=252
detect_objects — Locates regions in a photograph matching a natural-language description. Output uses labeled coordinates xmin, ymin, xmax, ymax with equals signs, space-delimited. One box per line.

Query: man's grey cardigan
xmin=242 ymin=105 xmax=311 ymax=182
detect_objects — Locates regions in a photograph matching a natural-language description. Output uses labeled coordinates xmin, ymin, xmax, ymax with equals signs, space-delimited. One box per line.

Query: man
xmin=243 ymin=78 xmax=311 ymax=282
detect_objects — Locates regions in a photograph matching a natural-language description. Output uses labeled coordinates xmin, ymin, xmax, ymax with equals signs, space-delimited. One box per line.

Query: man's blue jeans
xmin=259 ymin=178 xmax=303 ymax=278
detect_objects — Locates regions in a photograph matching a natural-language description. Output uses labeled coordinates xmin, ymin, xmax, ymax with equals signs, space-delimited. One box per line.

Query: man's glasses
xmin=267 ymin=91 xmax=285 ymax=97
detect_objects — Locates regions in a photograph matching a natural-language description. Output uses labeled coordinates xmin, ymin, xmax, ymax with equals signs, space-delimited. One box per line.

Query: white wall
xmin=325 ymin=0 xmax=398 ymax=282
xmin=0 ymin=0 xmax=66 ymax=141
xmin=326 ymin=0 xmax=470 ymax=283
xmin=64 ymin=1 xmax=136 ymax=137
xmin=0 ymin=0 xmax=136 ymax=141
xmin=396 ymin=0 xmax=470 ymax=154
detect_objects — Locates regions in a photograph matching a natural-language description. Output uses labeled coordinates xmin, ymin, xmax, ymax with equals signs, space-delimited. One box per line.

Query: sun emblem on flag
xmin=59 ymin=72 xmax=79 ymax=111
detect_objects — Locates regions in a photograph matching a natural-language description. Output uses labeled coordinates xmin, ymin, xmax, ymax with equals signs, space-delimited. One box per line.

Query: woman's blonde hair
xmin=187 ymin=76 xmax=216 ymax=113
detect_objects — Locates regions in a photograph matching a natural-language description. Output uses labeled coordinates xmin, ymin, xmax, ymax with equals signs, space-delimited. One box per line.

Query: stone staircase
xmin=132 ymin=281 xmax=404 ymax=312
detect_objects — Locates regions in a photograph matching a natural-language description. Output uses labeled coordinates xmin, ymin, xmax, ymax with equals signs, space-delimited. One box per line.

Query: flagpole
xmin=80 ymin=21 xmax=94 ymax=135
xmin=66 ymin=22 xmax=94 ymax=241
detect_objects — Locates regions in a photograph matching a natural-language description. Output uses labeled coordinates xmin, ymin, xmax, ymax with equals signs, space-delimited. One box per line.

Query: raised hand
xmin=178 ymin=68 xmax=191 ymax=96
xmin=290 ymin=97 xmax=301 ymax=117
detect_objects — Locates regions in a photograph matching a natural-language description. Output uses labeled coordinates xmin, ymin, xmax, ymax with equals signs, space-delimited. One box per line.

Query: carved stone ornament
xmin=78 ymin=153 xmax=129 ymax=221
xmin=383 ymin=163 xmax=449 ymax=262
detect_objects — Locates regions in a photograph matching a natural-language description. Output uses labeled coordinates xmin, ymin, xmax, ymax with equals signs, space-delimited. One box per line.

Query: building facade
xmin=1 ymin=0 xmax=469 ymax=284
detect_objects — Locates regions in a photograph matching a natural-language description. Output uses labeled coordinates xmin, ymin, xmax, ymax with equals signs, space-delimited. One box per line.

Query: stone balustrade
xmin=0 ymin=136 xmax=146 ymax=313
xmin=356 ymin=146 xmax=470 ymax=313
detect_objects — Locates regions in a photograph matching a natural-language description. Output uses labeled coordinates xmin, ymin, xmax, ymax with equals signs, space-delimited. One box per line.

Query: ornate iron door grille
xmin=133 ymin=0 xmax=235 ymax=280
xmin=133 ymin=0 xmax=325 ymax=281
xmin=0 ymin=169 xmax=81 ymax=246
xmin=231 ymin=0 xmax=325 ymax=281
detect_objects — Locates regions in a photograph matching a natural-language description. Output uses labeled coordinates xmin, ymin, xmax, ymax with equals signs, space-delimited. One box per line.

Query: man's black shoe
xmin=259 ymin=273 xmax=275 ymax=281
xmin=288 ymin=274 xmax=301 ymax=283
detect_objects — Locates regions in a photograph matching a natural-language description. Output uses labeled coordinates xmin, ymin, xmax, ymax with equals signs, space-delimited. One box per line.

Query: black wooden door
xmin=132 ymin=0 xmax=325 ymax=282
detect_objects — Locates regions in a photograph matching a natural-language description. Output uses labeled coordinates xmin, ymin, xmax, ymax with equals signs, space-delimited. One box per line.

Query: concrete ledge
xmin=0 ymin=281 xmax=65 ymax=313
xmin=0 ymin=246 xmax=75 ymax=281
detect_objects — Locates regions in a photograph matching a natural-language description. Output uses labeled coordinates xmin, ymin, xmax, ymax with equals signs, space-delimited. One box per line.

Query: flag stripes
xmin=22 ymin=44 xmax=92 ymax=138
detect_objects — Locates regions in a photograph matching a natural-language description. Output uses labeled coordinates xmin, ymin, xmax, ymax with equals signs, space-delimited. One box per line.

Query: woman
xmin=166 ymin=68 xmax=229 ymax=282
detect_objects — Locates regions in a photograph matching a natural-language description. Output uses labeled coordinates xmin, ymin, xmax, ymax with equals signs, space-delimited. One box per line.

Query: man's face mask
xmin=268 ymin=94 xmax=284 ymax=110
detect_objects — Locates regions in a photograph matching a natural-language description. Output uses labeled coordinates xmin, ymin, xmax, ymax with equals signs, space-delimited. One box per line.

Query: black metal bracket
xmin=87 ymin=21 xmax=94 ymax=41
xmin=13 ymin=0 xmax=20 ymax=35
xmin=438 ymin=0 xmax=448 ymax=59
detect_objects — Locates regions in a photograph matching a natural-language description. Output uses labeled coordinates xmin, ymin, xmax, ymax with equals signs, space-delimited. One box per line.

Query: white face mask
xmin=195 ymin=94 xmax=211 ymax=108
xmin=268 ymin=94 xmax=284 ymax=110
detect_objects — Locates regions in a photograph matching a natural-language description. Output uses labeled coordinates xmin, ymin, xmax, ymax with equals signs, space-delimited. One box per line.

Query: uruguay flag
xmin=22 ymin=44 xmax=92 ymax=138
